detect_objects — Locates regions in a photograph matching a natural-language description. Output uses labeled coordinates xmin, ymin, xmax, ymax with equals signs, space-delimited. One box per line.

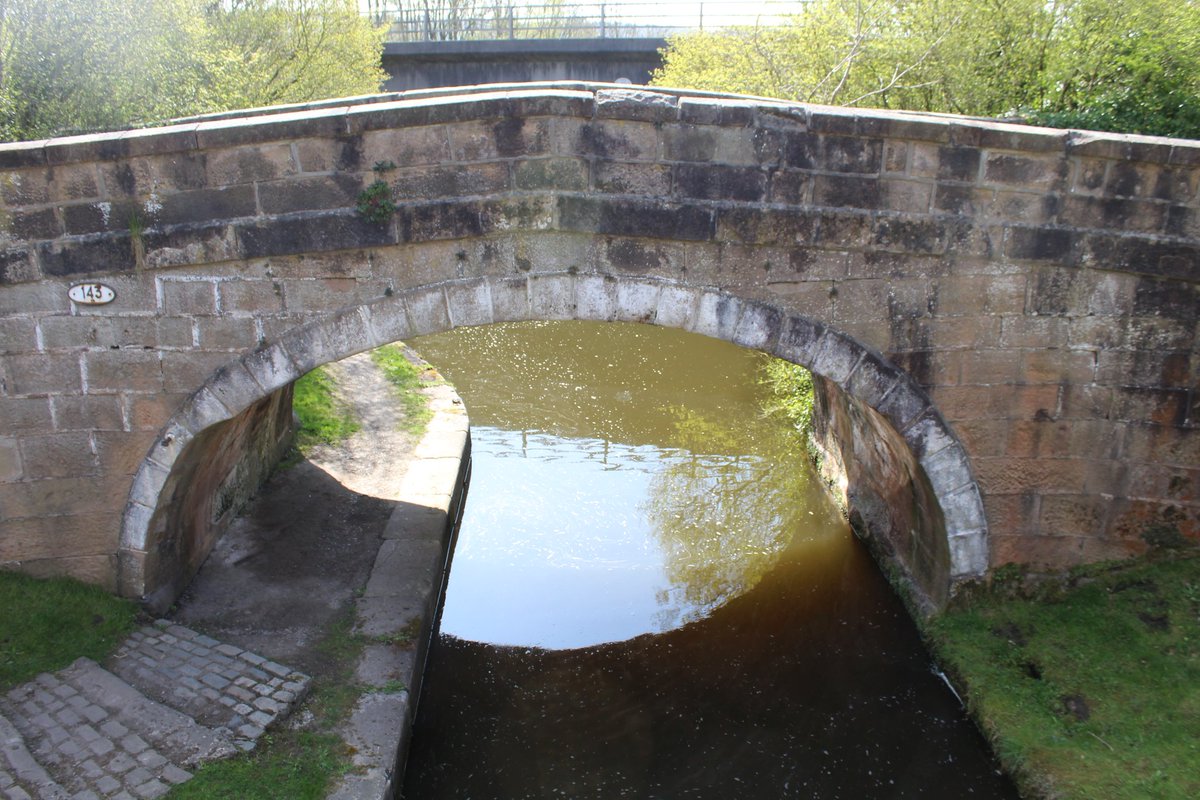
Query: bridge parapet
xmin=0 ymin=83 xmax=1196 ymax=604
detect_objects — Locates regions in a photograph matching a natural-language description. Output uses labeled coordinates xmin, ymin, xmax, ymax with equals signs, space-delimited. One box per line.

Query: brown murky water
xmin=402 ymin=321 xmax=1016 ymax=799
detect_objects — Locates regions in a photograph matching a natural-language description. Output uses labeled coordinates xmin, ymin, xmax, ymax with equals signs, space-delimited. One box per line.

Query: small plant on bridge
xmin=356 ymin=179 xmax=395 ymax=225
xmin=356 ymin=160 xmax=399 ymax=225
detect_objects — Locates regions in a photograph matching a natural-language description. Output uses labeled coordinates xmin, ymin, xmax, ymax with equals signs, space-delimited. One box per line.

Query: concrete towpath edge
xmin=327 ymin=381 xmax=470 ymax=800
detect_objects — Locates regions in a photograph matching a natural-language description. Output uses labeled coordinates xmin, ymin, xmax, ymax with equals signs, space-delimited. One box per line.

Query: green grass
xmin=167 ymin=612 xmax=368 ymax=799
xmin=292 ymin=366 xmax=359 ymax=454
xmin=369 ymin=343 xmax=434 ymax=433
xmin=928 ymin=552 xmax=1200 ymax=800
xmin=0 ymin=571 xmax=138 ymax=691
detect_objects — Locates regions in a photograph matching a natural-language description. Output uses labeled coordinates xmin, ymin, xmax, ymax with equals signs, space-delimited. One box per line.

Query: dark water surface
xmin=402 ymin=322 xmax=1016 ymax=799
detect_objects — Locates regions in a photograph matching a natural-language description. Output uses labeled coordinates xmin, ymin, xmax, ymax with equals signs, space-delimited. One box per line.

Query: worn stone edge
xmin=326 ymin=381 xmax=470 ymax=800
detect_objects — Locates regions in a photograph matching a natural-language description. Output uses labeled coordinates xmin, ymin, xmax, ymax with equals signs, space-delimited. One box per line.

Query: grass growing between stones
xmin=927 ymin=551 xmax=1200 ymax=800
xmin=0 ymin=571 xmax=138 ymax=691
xmin=292 ymin=365 xmax=360 ymax=454
xmin=166 ymin=612 xmax=368 ymax=800
xmin=370 ymin=343 xmax=435 ymax=434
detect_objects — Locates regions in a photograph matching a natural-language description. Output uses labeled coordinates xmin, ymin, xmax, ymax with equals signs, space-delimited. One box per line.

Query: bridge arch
xmin=2 ymin=83 xmax=1196 ymax=609
xmin=119 ymin=272 xmax=986 ymax=614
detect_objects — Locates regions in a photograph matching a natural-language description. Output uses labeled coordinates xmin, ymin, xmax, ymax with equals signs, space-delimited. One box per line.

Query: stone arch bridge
xmin=1 ymin=83 xmax=1197 ymax=613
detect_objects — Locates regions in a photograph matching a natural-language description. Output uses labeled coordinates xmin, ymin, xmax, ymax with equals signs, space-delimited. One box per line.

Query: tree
xmin=0 ymin=0 xmax=212 ymax=140
xmin=202 ymin=1 xmax=387 ymax=111
xmin=0 ymin=0 xmax=386 ymax=142
xmin=653 ymin=0 xmax=1200 ymax=139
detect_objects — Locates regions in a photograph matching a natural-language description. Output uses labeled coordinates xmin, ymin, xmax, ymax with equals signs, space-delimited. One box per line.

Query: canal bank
xmin=157 ymin=349 xmax=469 ymax=800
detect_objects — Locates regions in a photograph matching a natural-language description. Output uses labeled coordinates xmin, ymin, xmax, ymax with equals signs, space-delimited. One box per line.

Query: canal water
xmin=402 ymin=321 xmax=1016 ymax=799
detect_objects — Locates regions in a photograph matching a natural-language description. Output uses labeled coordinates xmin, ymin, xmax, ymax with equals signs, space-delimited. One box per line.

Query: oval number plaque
xmin=68 ymin=283 xmax=116 ymax=305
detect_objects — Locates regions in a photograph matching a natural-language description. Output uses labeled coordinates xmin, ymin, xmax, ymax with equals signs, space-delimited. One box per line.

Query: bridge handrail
xmin=362 ymin=1 xmax=808 ymax=42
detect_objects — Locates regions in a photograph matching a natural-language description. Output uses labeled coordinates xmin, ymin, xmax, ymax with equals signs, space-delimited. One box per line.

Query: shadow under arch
xmin=118 ymin=272 xmax=988 ymax=614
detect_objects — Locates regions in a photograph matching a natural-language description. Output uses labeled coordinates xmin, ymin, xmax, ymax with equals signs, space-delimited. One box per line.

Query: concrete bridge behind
xmin=0 ymin=83 xmax=1196 ymax=612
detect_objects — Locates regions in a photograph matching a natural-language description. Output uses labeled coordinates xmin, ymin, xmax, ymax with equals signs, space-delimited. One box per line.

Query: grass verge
xmin=292 ymin=365 xmax=359 ymax=454
xmin=0 ymin=572 xmax=139 ymax=691
xmin=370 ymin=343 xmax=435 ymax=433
xmin=927 ymin=551 xmax=1200 ymax=800
xmin=166 ymin=612 xmax=369 ymax=799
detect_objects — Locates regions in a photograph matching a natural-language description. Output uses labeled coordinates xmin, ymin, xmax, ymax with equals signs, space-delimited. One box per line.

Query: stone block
xmin=528 ymin=274 xmax=575 ymax=320
xmin=205 ymin=362 xmax=268 ymax=418
xmin=716 ymin=207 xmax=817 ymax=246
xmin=557 ymin=196 xmax=713 ymax=242
xmin=1038 ymin=494 xmax=1107 ymax=538
xmin=478 ymin=196 xmax=555 ymax=234
xmin=160 ymin=280 xmax=217 ymax=316
xmin=1111 ymin=386 xmax=1190 ymax=426
xmin=614 ymin=279 xmax=660 ymax=324
xmin=1021 ymin=349 xmax=1096 ymax=384
xmin=161 ymin=350 xmax=236 ymax=395
xmin=0 ymin=436 xmax=22 ymax=480
xmin=399 ymin=200 xmax=483 ymax=243
xmin=947 ymin=529 xmax=988 ymax=578
xmin=910 ymin=143 xmax=982 ymax=182
xmin=392 ymin=162 xmax=509 ymax=200
xmin=902 ymin=411 xmax=959 ymax=460
xmin=445 ymin=280 xmax=492 ymax=328
xmin=876 ymin=381 xmax=929 ymax=431
xmin=809 ymin=330 xmax=863 ymax=384
xmin=921 ymin=443 xmax=974 ymax=497
xmin=154 ymin=185 xmax=257 ymax=228
xmin=293 ymin=135 xmax=361 ymax=174
xmin=447 ymin=116 xmax=549 ymax=161
xmin=92 ymin=431 xmax=156 ymax=477
xmin=732 ymin=302 xmax=782 ymax=351
xmin=205 ymin=143 xmax=295 ymax=185
xmin=772 ymin=313 xmax=824 ymax=368
xmin=813 ymin=174 xmax=881 ymax=210
xmin=958 ymin=350 xmax=1021 ymax=385
xmin=238 ymin=211 xmax=396 ymax=259
xmin=404 ymin=287 xmax=450 ymax=337
xmin=601 ymin=237 xmax=684 ymax=277
xmin=983 ymin=153 xmax=1067 ymax=189
xmin=513 ymin=157 xmax=587 ymax=191
xmin=673 ymin=164 xmax=767 ymax=202
xmin=578 ymin=120 xmax=660 ymax=161
xmin=363 ymin=125 xmax=452 ymax=166
xmin=689 ymin=292 xmax=742 ymax=342
xmin=282 ymin=277 xmax=369 ymax=314
xmin=593 ymin=161 xmax=670 ymax=195
xmin=871 ymin=216 xmax=950 ymax=255
xmin=177 ymin=386 xmax=232 ymax=435
xmin=488 ymin=276 xmax=530 ymax=323
xmin=15 ymin=432 xmax=97 ymax=479
xmin=0 ymin=396 xmax=54 ymax=435
xmin=941 ymin=483 xmax=987 ymax=532
xmin=258 ymin=174 xmax=361 ymax=215
xmin=881 ymin=179 xmax=933 ymax=213
xmin=1062 ymin=196 xmax=1166 ymax=234
xmin=769 ymin=168 xmax=811 ymax=204
xmin=242 ymin=343 xmax=298 ymax=395
xmin=595 ymin=88 xmax=677 ymax=123
xmin=219 ymin=279 xmax=285 ymax=315
xmin=573 ymin=274 xmax=617 ymax=322
xmin=844 ymin=352 xmax=902 ymax=408
xmin=126 ymin=460 xmax=170 ymax=511
xmin=678 ymin=97 xmax=756 ymax=127
xmin=654 ymin=285 xmax=698 ymax=330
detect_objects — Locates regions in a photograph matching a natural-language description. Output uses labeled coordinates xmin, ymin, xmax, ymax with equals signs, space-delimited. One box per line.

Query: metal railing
xmin=360 ymin=1 xmax=809 ymax=42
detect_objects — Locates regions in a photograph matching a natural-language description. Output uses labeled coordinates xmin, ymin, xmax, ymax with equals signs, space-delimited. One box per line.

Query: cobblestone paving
xmin=107 ymin=622 xmax=310 ymax=749
xmin=0 ymin=622 xmax=310 ymax=800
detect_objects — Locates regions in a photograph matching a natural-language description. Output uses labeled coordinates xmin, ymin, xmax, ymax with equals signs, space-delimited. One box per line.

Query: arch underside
xmin=119 ymin=271 xmax=988 ymax=612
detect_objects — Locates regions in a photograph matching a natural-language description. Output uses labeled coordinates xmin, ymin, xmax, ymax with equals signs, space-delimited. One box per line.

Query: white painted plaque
xmin=68 ymin=283 xmax=116 ymax=305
